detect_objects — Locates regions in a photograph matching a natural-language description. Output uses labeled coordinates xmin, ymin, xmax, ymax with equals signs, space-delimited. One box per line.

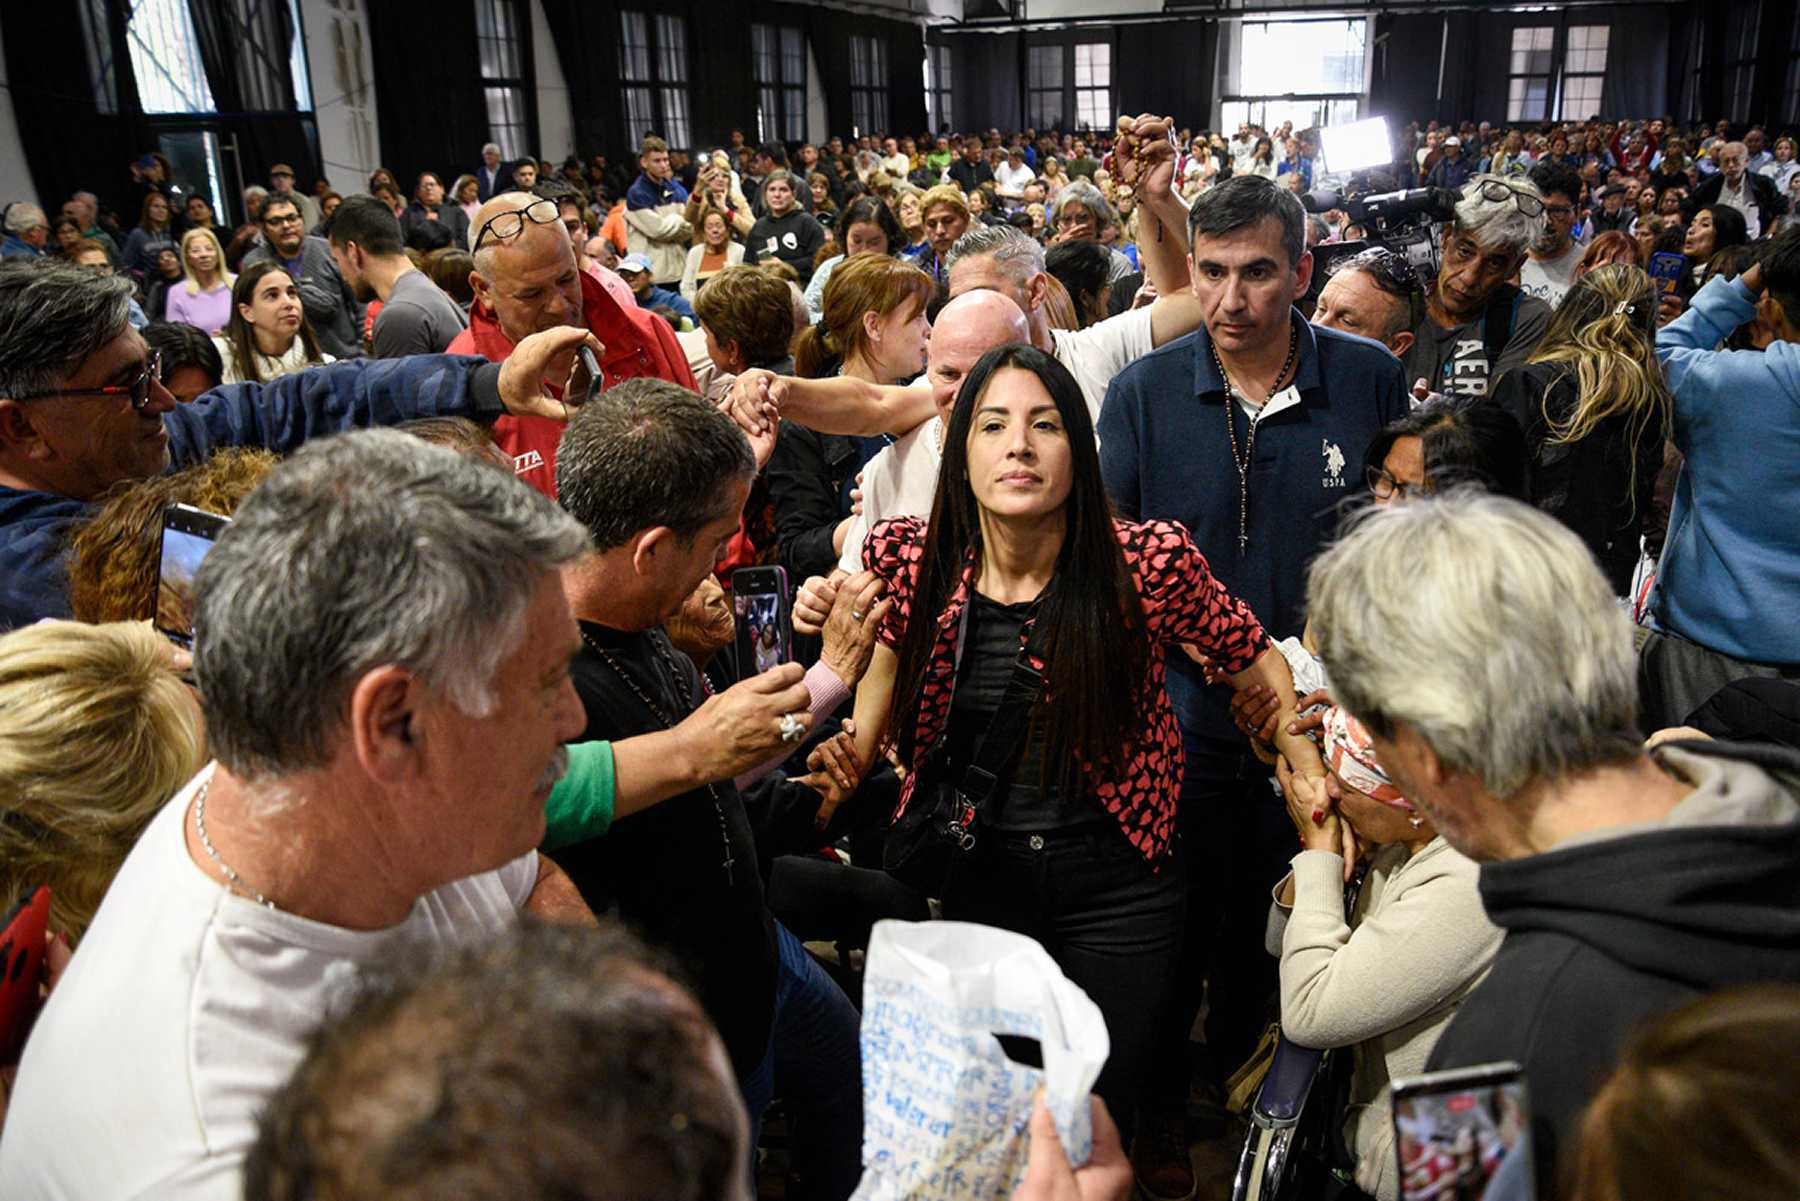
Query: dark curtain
xmin=1 ymin=1 xmax=146 ymax=217
xmin=184 ymin=0 xmax=320 ymax=192
xmin=941 ymin=31 xmax=1022 ymax=133
xmin=1601 ymin=5 xmax=1672 ymax=121
xmin=366 ymin=0 xmax=491 ymax=192
xmin=1116 ymin=20 xmax=1216 ymax=129
xmin=1369 ymin=12 xmax=1448 ymax=127
xmin=538 ymin=0 xmax=627 ymax=160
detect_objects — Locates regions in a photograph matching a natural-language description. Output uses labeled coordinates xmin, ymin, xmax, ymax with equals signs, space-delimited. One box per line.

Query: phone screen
xmin=732 ymin=567 xmax=791 ymax=674
xmin=155 ymin=504 xmax=230 ymax=649
xmin=1647 ymin=251 xmax=1687 ymax=295
xmin=1392 ymin=1063 xmax=1533 ymax=1201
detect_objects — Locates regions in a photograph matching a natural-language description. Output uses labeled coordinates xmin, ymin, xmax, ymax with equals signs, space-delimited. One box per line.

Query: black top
xmin=1495 ymin=362 xmax=1663 ymax=594
xmin=943 ymin=592 xmax=1101 ymax=833
xmin=556 ymin=620 xmax=777 ymax=1080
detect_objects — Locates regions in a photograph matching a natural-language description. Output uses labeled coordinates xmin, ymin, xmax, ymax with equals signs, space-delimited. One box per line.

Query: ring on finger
xmin=778 ymin=712 xmax=805 ymax=743
xmin=851 ymin=608 xmax=866 ymax=622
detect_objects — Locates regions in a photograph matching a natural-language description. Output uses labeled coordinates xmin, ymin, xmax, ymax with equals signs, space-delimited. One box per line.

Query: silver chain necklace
xmin=193 ymin=777 xmax=275 ymax=910
xmin=580 ymin=628 xmax=738 ymax=885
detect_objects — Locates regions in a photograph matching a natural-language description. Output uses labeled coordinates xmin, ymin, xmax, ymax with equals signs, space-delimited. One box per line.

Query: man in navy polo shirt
xmin=1099 ymin=174 xmax=1408 ymax=1198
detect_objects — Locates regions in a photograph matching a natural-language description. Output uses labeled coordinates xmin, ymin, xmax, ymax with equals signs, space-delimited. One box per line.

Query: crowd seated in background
xmin=2 ymin=105 xmax=1799 ymax=1201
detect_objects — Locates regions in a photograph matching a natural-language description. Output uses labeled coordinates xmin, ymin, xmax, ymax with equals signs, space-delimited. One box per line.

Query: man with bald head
xmin=448 ymin=191 xmax=695 ymax=495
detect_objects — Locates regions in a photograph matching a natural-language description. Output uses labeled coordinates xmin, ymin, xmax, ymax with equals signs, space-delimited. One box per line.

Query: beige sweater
xmin=1265 ymin=838 xmax=1501 ymax=1201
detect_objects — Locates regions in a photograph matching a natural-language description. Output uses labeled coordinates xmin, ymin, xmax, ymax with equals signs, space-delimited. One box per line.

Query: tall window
xmin=620 ymin=12 xmax=692 ymax=148
xmin=1073 ymin=43 xmax=1112 ymax=130
xmin=1224 ymin=19 xmax=1365 ymax=134
xmin=925 ymin=43 xmax=953 ymax=134
xmin=476 ymin=0 xmax=528 ymax=159
xmin=126 ymin=0 xmax=217 ymax=114
xmin=1683 ymin=20 xmax=1707 ymax=122
xmin=76 ymin=0 xmax=119 ymax=113
xmin=1026 ymin=46 xmax=1062 ymax=129
xmin=1725 ymin=2 xmax=1762 ymax=123
xmin=752 ymin=24 xmax=805 ymax=144
xmin=849 ymin=35 xmax=887 ymax=137
xmin=1507 ymin=26 xmax=1555 ymax=122
xmin=1560 ymin=26 xmax=1608 ymax=120
xmin=1026 ymin=41 xmax=1113 ymax=131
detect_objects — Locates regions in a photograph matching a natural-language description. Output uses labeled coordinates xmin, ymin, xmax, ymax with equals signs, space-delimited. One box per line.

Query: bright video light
xmin=1320 ymin=116 xmax=1393 ymax=175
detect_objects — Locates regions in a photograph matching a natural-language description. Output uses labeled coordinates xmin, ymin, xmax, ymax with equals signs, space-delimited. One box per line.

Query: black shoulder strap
xmin=954 ymin=624 xmax=1048 ymax=813
xmin=1481 ymin=284 xmax=1518 ymax=370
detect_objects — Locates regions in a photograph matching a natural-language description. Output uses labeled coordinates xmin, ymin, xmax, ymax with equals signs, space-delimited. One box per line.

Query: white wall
xmin=530 ymin=0 xmax=574 ymax=160
xmin=0 ymin=16 xmax=41 ymax=204
xmin=300 ymin=0 xmax=380 ymax=191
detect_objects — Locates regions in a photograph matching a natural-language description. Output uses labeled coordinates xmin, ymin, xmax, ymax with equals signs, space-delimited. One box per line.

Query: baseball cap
xmin=618 ymin=252 xmax=654 ymax=274
xmin=1443 ymin=136 xmax=1462 ymax=148
xmin=270 ymin=163 xmax=295 ymax=177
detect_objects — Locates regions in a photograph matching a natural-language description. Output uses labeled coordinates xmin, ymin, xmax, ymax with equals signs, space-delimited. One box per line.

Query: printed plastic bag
xmin=850 ymin=920 xmax=1110 ymax=1201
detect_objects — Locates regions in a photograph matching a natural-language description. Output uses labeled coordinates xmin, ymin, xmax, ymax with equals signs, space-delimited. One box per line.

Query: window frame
xmin=1023 ymin=37 xmax=1113 ymax=133
xmin=1222 ymin=19 xmax=1365 ymax=136
xmin=752 ymin=23 xmax=807 ymax=145
xmin=475 ymin=0 xmax=536 ymax=162
xmin=619 ymin=10 xmax=693 ymax=150
xmin=1558 ymin=24 xmax=1608 ymax=122
xmin=925 ymin=43 xmax=954 ymax=135
xmin=849 ymin=34 xmax=888 ymax=138
xmin=1723 ymin=1 xmax=1762 ymax=124
xmin=1506 ymin=25 xmax=1556 ymax=123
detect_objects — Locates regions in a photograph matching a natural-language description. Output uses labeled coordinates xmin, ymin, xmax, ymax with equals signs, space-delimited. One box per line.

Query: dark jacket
xmin=1684 ymin=170 xmax=1785 ymax=234
xmin=1427 ymin=739 xmax=1800 ymax=1198
xmin=1425 ymin=153 xmax=1476 ymax=192
xmin=401 ymin=200 xmax=470 ymax=253
xmin=1495 ymin=362 xmax=1664 ymax=595
xmin=0 ymin=354 xmax=508 ymax=631
xmin=745 ymin=209 xmax=826 ymax=284
xmin=559 ymin=622 xmax=791 ymax=1081
xmin=765 ymin=422 xmax=887 ymax=583
xmin=947 ymin=157 xmax=995 ymax=193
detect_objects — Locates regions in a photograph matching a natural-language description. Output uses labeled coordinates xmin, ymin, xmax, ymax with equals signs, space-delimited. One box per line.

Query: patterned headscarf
xmin=1321 ymin=706 xmax=1412 ymax=812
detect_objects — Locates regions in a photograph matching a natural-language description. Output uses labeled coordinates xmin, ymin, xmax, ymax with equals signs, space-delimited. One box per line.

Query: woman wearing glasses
xmin=212 ymin=262 xmax=333 ymax=385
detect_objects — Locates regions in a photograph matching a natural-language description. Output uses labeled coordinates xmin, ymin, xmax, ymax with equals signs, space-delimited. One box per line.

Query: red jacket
xmin=447 ymin=271 xmax=696 ymax=497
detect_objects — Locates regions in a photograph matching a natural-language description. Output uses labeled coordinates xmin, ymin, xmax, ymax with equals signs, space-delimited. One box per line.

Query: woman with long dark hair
xmin=211 ymin=261 xmax=332 ymax=384
xmin=837 ymin=344 xmax=1325 ymax=1138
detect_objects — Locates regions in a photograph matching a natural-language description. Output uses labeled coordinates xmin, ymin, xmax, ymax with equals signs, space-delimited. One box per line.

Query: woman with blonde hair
xmin=686 ymin=162 xmax=754 ymax=240
xmin=772 ymin=255 xmax=933 ymax=580
xmin=162 ymin=227 xmax=235 ymax=335
xmin=1493 ymin=263 xmax=1671 ymax=593
xmin=0 ymin=620 xmax=207 ymax=945
xmin=450 ymin=173 xmax=481 ymax=222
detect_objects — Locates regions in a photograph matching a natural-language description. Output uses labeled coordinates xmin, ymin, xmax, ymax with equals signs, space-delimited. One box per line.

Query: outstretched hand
xmin=499 ymin=327 xmax=605 ymax=420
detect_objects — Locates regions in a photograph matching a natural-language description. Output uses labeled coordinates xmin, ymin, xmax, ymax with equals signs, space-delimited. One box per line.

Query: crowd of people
xmin=0 ymin=100 xmax=1796 ymax=1201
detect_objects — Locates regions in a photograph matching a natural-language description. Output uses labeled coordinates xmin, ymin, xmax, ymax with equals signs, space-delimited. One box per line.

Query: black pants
xmin=1152 ymin=740 xmax=1296 ymax=1110
xmin=941 ymin=821 xmax=1185 ymax=1140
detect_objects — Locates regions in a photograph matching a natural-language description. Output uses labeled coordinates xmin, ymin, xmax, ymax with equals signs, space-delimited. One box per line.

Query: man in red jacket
xmin=453 ymin=191 xmax=696 ymax=496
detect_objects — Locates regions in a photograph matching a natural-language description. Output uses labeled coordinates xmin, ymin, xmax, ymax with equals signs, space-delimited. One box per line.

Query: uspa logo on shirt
xmin=1321 ymin=439 xmax=1346 ymax=488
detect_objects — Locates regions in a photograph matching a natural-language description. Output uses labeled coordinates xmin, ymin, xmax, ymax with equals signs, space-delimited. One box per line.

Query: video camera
xmin=1301 ymin=180 xmax=1459 ymax=280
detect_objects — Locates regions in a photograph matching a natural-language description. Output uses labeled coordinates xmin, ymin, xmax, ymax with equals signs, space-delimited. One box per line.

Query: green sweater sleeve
xmin=541 ymin=741 xmax=616 ymax=850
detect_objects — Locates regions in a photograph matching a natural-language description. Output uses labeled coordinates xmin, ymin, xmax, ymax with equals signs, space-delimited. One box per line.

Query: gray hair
xmin=69 ymin=191 xmax=98 ymax=217
xmin=1049 ymin=179 xmax=1115 ymax=231
xmin=242 ymin=184 xmax=268 ymax=205
xmin=1307 ymin=491 xmax=1641 ymax=801
xmin=1453 ymin=173 xmax=1547 ymax=256
xmin=5 ymin=204 xmax=46 ymax=235
xmin=555 ymin=378 xmax=755 ymax=552
xmin=945 ymin=222 xmax=1045 ymax=285
xmin=192 ymin=429 xmax=591 ymax=781
xmin=0 ymin=259 xmax=134 ymax=399
xmin=1188 ymin=173 xmax=1306 ymax=268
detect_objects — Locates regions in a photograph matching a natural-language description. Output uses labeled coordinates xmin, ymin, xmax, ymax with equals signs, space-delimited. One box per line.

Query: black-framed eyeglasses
xmin=262 ymin=211 xmax=304 ymax=227
xmin=471 ymin=198 xmax=560 ymax=254
xmin=1476 ymin=179 xmax=1545 ymax=217
xmin=1365 ymin=463 xmax=1416 ymax=501
xmin=15 ymin=351 xmax=162 ymax=410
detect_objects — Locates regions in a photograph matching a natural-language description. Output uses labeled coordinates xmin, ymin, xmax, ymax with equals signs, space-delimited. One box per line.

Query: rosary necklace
xmin=1212 ymin=319 xmax=1300 ymax=555
xmin=579 ymin=628 xmax=738 ymax=885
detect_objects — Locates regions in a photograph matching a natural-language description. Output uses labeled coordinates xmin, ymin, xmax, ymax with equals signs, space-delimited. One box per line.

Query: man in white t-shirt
xmin=1519 ymin=160 xmax=1586 ymax=308
xmin=0 ymin=430 xmax=594 ymax=1201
